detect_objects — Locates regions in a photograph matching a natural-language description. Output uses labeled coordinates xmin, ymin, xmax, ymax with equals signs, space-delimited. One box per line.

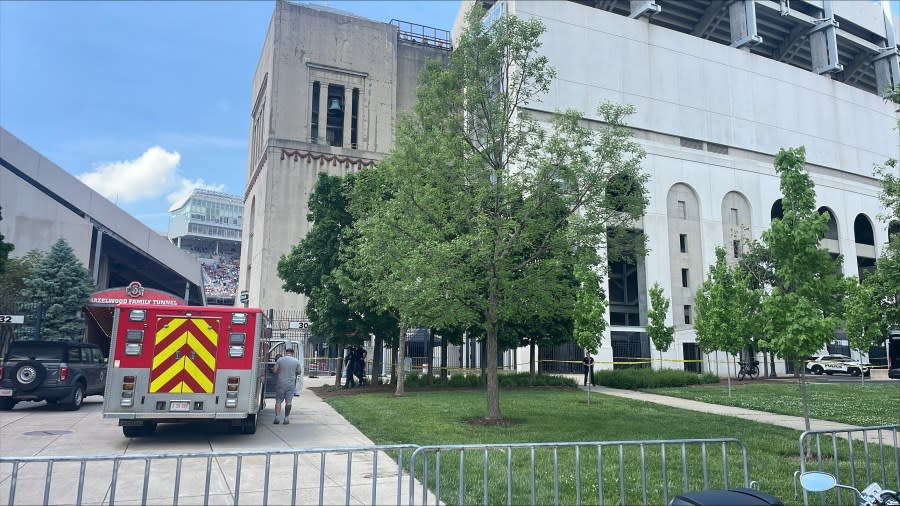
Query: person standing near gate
xmin=582 ymin=352 xmax=596 ymax=386
xmin=272 ymin=348 xmax=302 ymax=424
xmin=353 ymin=345 xmax=368 ymax=386
xmin=343 ymin=346 xmax=356 ymax=389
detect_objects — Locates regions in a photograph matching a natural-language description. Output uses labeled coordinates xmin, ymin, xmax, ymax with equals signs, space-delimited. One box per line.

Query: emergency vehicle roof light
xmin=231 ymin=313 xmax=248 ymax=325
xmin=129 ymin=309 xmax=146 ymax=321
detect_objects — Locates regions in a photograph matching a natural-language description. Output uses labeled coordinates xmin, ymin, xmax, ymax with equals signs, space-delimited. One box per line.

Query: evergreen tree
xmin=21 ymin=238 xmax=94 ymax=342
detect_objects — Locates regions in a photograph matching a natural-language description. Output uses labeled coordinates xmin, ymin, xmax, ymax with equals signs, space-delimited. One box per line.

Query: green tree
xmin=843 ymin=276 xmax=884 ymax=384
xmin=0 ymin=207 xmax=13 ymax=275
xmin=0 ymin=250 xmax=44 ymax=305
xmin=695 ymin=247 xmax=761 ymax=395
xmin=760 ymin=147 xmax=844 ymax=432
xmin=348 ymin=9 xmax=647 ymax=419
xmin=860 ymin=86 xmax=900 ymax=336
xmin=646 ymin=283 xmax=674 ymax=368
xmin=573 ymin=252 xmax=607 ymax=356
xmin=278 ymin=173 xmax=398 ymax=387
xmin=20 ymin=238 xmax=94 ymax=342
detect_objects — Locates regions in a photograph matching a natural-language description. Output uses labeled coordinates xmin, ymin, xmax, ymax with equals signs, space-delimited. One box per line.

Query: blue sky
xmin=2 ymin=1 xmax=898 ymax=232
xmin=0 ymin=1 xmax=461 ymax=232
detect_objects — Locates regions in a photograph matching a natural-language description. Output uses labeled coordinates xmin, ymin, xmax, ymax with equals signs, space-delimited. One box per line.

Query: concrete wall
xmin=483 ymin=0 xmax=898 ymax=374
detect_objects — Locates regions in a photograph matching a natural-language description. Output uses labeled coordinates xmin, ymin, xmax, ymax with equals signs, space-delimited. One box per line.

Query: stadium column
xmin=728 ymin=0 xmax=762 ymax=49
xmin=808 ymin=0 xmax=843 ymax=75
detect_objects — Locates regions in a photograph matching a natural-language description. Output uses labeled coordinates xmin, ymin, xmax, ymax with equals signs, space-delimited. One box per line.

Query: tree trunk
xmin=769 ymin=352 xmax=777 ymax=377
xmin=799 ymin=361 xmax=813 ymax=459
xmin=762 ymin=349 xmax=769 ymax=378
xmin=335 ymin=345 xmax=345 ymax=388
xmin=390 ymin=346 xmax=398 ymax=385
xmin=395 ymin=324 xmax=407 ymax=396
xmin=485 ymin=323 xmax=501 ymax=420
xmin=373 ymin=335 xmax=383 ymax=385
xmin=427 ymin=328 xmax=435 ymax=386
xmin=529 ymin=340 xmax=536 ymax=386
xmin=726 ymin=353 xmax=733 ymax=398
xmin=440 ymin=334 xmax=448 ymax=381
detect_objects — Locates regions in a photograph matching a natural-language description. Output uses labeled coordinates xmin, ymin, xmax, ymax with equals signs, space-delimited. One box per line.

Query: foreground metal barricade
xmin=408 ymin=438 xmax=749 ymax=506
xmin=0 ymin=445 xmax=421 ymax=506
xmin=800 ymin=424 xmax=900 ymax=506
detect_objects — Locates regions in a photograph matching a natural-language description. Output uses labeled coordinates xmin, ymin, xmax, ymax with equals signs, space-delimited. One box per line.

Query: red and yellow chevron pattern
xmin=149 ymin=317 xmax=219 ymax=393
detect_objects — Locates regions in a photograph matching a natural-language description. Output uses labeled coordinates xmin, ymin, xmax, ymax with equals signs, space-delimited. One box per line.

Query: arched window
xmin=605 ymin=172 xmax=642 ymax=214
xmin=817 ymin=207 xmax=838 ymax=240
xmin=770 ymin=199 xmax=783 ymax=221
xmin=853 ymin=214 xmax=875 ymax=245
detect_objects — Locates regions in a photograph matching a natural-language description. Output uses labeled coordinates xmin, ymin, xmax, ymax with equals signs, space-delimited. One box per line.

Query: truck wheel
xmin=123 ymin=425 xmax=143 ymax=437
xmin=61 ymin=384 xmax=85 ymax=411
xmin=811 ymin=365 xmax=824 ymax=375
xmin=241 ymin=415 xmax=258 ymax=435
xmin=850 ymin=368 xmax=861 ymax=377
xmin=122 ymin=422 xmax=156 ymax=437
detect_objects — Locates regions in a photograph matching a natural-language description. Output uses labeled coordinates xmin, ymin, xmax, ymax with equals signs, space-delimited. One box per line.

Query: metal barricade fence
xmin=799 ymin=424 xmax=900 ymax=506
xmin=408 ymin=438 xmax=749 ymax=506
xmin=0 ymin=445 xmax=422 ymax=506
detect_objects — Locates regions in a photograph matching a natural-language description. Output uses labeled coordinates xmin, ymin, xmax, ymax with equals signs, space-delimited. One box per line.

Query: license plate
xmin=0 ymin=389 xmax=12 ymax=397
xmin=169 ymin=400 xmax=191 ymax=412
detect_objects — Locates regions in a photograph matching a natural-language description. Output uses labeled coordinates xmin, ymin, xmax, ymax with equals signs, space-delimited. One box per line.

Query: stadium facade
xmin=237 ymin=1 xmax=451 ymax=311
xmin=241 ymin=0 xmax=900 ymax=374
xmin=168 ymin=188 xmax=243 ymax=305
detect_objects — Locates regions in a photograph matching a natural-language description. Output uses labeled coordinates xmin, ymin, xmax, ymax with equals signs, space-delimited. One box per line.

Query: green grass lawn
xmin=644 ymin=383 xmax=900 ymax=427
xmin=323 ymin=387 xmax=898 ymax=505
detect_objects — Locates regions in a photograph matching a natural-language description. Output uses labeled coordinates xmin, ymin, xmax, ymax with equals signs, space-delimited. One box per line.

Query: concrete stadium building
xmin=241 ymin=0 xmax=900 ymax=375
xmin=1 ymin=127 xmax=206 ymax=350
xmin=238 ymin=0 xmax=451 ymax=311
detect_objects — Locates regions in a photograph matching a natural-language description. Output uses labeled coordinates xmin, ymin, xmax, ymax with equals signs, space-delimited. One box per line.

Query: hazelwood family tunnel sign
xmin=88 ymin=282 xmax=185 ymax=307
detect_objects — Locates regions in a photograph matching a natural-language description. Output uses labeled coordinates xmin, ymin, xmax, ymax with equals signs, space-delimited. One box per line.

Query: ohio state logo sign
xmin=126 ymin=281 xmax=145 ymax=299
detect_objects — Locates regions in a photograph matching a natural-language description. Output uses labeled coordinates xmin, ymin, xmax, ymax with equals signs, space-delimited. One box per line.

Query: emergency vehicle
xmin=102 ymin=304 xmax=269 ymax=437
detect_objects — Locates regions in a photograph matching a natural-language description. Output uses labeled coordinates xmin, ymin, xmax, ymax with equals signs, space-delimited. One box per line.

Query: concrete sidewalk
xmin=577 ymin=369 xmax=899 ymax=447
xmin=0 ymin=375 xmax=440 ymax=505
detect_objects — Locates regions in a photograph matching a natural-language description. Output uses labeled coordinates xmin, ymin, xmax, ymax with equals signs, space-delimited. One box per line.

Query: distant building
xmin=238 ymin=0 xmax=451 ymax=312
xmin=168 ymin=189 xmax=243 ymax=305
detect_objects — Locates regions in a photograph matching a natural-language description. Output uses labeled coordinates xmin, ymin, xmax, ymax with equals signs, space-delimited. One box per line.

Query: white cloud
xmin=166 ymin=178 xmax=226 ymax=208
xmin=78 ymin=146 xmax=223 ymax=205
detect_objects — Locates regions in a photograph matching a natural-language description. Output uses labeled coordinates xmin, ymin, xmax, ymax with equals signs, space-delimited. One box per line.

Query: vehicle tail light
xmin=228 ymin=333 xmax=246 ymax=357
xmin=124 ymin=330 xmax=144 ymax=356
xmin=121 ymin=375 xmax=136 ymax=407
xmin=0 ymin=366 xmax=4 ymax=379
xmin=225 ymin=376 xmax=239 ymax=407
xmin=59 ymin=367 xmax=68 ymax=382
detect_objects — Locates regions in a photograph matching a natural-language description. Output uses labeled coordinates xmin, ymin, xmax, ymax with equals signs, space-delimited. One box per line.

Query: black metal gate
xmin=682 ymin=342 xmax=702 ymax=373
